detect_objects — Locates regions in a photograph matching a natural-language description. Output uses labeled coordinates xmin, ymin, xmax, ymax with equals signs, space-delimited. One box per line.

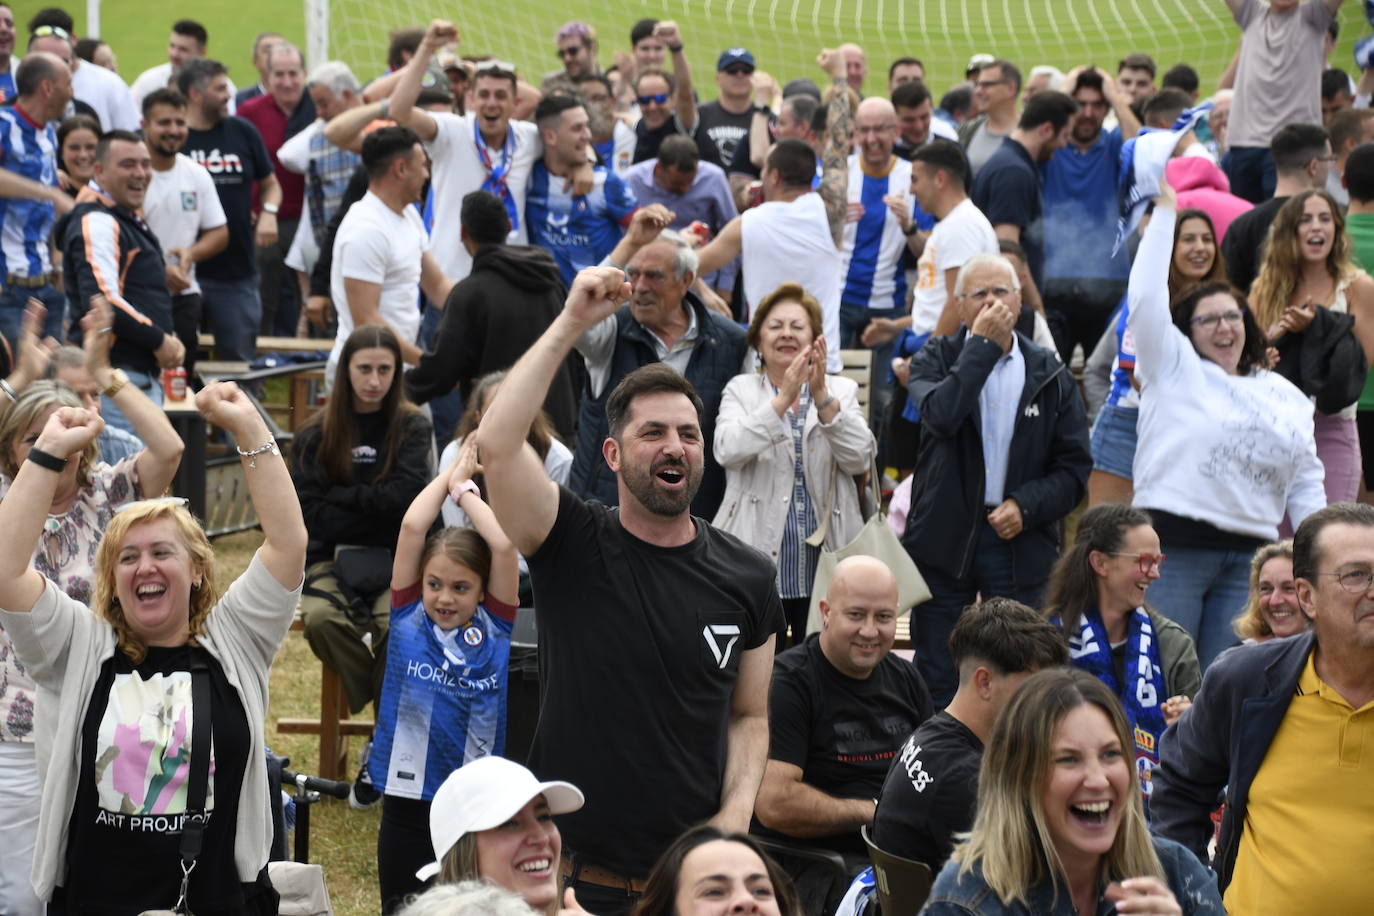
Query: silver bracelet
xmin=0 ymin=378 xmax=15 ymax=402
xmin=236 ymin=437 xmax=280 ymax=469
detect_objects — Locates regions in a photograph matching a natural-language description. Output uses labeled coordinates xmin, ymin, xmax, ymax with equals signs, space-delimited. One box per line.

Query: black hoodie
xmin=404 ymin=243 xmax=579 ymax=440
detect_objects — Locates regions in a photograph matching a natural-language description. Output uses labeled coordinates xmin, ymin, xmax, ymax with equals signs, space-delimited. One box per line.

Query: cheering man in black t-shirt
xmin=871 ymin=597 xmax=1067 ymax=873
xmin=475 ymin=265 xmax=783 ymax=916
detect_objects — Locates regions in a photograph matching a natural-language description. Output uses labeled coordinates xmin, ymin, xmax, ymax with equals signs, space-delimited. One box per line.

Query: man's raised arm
xmin=475 ymin=268 xmax=630 ymax=556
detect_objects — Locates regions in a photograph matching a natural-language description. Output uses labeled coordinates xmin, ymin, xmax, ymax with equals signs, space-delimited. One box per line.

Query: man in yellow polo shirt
xmin=1153 ymin=503 xmax=1374 ymax=912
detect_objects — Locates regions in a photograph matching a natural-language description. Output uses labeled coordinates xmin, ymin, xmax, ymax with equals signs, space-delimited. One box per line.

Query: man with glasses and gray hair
xmin=568 ymin=217 xmax=747 ymax=517
xmin=1155 ymin=501 xmax=1374 ymax=915
xmin=901 ymin=252 xmax=1090 ymax=705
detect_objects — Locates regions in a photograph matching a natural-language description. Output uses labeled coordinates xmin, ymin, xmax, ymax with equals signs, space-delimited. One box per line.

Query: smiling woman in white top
xmin=712 ymin=282 xmax=875 ymax=643
xmin=1127 ymin=187 xmax=1325 ymax=671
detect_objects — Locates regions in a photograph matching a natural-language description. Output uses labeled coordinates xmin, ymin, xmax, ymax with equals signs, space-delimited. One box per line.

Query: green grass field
xmin=83 ymin=1 xmax=1370 ymax=105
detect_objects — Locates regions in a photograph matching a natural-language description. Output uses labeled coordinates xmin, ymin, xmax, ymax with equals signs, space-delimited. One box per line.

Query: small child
xmin=368 ymin=439 xmax=519 ymax=914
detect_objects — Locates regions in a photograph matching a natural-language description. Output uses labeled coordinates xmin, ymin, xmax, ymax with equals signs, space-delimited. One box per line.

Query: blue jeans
xmin=840 ymin=303 xmax=897 ymax=453
xmin=101 ymin=368 xmax=162 ymax=435
xmin=1145 ymin=545 xmax=1250 ymax=671
xmin=913 ymin=519 xmax=1048 ymax=706
xmin=0 ymin=283 xmax=66 ymax=354
xmin=200 ymin=274 xmax=263 ymax=362
xmin=1222 ymin=146 xmax=1275 ymax=205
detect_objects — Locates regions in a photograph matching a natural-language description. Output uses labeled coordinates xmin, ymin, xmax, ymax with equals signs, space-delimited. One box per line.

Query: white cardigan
xmin=0 ymin=553 xmax=301 ymax=901
xmin=711 ymin=372 xmax=876 ymax=561
xmin=1129 ymin=208 xmax=1326 ymax=539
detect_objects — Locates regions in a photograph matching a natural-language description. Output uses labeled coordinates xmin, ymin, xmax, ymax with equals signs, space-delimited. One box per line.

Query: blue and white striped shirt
xmin=0 ymin=106 xmax=59 ymax=278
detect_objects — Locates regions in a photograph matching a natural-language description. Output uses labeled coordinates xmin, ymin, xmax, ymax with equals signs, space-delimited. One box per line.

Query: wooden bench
xmin=276 ymin=618 xmax=374 ymax=781
xmin=839 ymin=348 xmax=874 ymax=425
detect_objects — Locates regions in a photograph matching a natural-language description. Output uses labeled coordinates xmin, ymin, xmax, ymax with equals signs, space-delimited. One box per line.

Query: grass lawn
xmin=86 ymin=2 xmax=1370 ymax=104
xmin=216 ymin=529 xmax=381 ymax=915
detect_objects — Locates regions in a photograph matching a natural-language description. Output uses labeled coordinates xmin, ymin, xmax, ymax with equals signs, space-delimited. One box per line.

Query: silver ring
xmin=98 ymin=327 xmax=112 ymax=335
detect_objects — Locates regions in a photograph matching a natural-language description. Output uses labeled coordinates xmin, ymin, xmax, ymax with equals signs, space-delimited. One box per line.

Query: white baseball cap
xmin=416 ymin=756 xmax=585 ymax=881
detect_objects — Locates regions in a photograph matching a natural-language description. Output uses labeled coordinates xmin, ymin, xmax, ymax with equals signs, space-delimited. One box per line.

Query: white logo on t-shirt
xmin=702 ymin=624 xmax=741 ymax=669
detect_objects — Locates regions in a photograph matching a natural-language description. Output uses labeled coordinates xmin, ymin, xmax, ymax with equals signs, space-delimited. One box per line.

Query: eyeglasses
xmin=637 ymin=92 xmax=670 ymax=106
xmin=1317 ymin=568 xmax=1374 ymax=594
xmin=722 ymin=66 xmax=753 ymax=77
xmin=626 ymin=266 xmax=670 ymax=283
xmin=32 ymin=25 xmax=72 ymax=42
xmin=557 ymin=46 xmax=585 ymax=59
xmin=1189 ymin=310 xmax=1244 ymax=330
xmin=962 ymin=286 xmax=1014 ymax=302
xmin=1109 ymin=552 xmax=1166 ymax=574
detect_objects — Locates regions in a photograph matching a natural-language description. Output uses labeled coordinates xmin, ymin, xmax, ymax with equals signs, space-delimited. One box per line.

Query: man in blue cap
xmin=696 ymin=47 xmax=759 ymax=167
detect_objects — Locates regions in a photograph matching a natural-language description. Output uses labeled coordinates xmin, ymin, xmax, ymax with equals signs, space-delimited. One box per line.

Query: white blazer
xmin=711 ymin=372 xmax=875 ymax=563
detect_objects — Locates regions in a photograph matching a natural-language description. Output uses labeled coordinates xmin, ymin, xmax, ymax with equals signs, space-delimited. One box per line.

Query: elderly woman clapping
xmin=712 ymin=283 xmax=876 ymax=642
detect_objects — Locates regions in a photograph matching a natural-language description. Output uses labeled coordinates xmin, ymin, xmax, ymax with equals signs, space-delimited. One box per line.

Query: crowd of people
xmin=0 ymin=0 xmax=1371 ymax=914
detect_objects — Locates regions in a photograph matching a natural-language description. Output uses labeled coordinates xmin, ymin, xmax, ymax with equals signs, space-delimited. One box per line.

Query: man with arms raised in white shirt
xmin=329 ymin=125 xmax=452 ymax=380
xmin=140 ymin=88 xmax=228 ymax=375
xmin=374 ymin=19 xmax=541 ymax=283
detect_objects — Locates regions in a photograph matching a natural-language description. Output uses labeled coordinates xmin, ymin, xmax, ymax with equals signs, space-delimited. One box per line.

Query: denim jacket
xmin=921 ymin=837 xmax=1222 ymax=915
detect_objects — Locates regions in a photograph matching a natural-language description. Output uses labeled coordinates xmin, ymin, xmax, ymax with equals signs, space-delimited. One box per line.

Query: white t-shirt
xmin=426 ymin=113 xmax=540 ymax=280
xmin=910 ymin=198 xmax=998 ymax=336
xmin=329 ymin=191 xmax=429 ymax=376
xmin=71 ymin=60 xmax=138 ymax=131
xmin=142 ymin=153 xmax=228 ymax=297
xmin=130 ymin=63 xmax=238 ymax=114
xmin=740 ymin=192 xmax=842 ymax=372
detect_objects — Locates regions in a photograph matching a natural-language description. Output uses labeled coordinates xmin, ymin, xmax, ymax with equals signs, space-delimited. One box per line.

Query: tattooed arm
xmin=817 ymin=48 xmax=852 ymax=249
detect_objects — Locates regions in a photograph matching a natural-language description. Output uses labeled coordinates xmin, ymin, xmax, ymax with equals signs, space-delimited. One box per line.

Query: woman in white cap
xmin=415 ymin=756 xmax=584 ymax=915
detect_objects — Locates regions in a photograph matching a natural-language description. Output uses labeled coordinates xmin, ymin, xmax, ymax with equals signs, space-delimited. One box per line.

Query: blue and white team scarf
xmin=1066 ymin=608 xmax=1167 ymax=820
xmin=1113 ymin=100 xmax=1214 ymax=256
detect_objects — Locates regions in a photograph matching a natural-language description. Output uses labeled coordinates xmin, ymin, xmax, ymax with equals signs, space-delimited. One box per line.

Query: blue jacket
xmin=901 ymin=329 xmax=1091 ymax=582
xmin=1151 ymin=632 xmax=1313 ymax=893
xmin=923 ymin=836 xmax=1222 ymax=915
xmin=568 ymin=292 xmax=747 ymax=518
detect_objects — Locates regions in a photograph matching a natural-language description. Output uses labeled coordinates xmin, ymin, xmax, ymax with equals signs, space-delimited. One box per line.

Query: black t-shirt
xmin=872 ymin=711 xmax=983 ymax=872
xmin=971 ymin=138 xmax=1044 ymax=286
xmin=524 ymin=486 xmax=784 ymax=876
xmin=725 ymin=125 xmax=762 ymax=179
xmin=1222 ymin=195 xmax=1289 ymax=293
xmin=60 ymin=645 xmax=255 ymax=915
xmin=763 ymin=635 xmax=933 ymax=856
xmin=634 ymin=114 xmax=695 ymax=164
xmin=695 ymin=101 xmax=753 ymax=169
xmin=182 ymin=116 xmax=274 ymax=282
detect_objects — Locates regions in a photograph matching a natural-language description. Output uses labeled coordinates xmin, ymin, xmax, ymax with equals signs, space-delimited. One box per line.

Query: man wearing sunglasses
xmin=631 ymin=21 xmax=698 ymax=165
xmin=694 ymin=48 xmax=758 ymax=168
xmin=1155 ymin=501 xmax=1374 ymax=916
xmin=542 ymin=20 xmax=598 ymax=94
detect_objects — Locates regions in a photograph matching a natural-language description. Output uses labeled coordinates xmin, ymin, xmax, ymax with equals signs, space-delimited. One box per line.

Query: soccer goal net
xmin=316 ymin=0 xmax=1249 ymax=99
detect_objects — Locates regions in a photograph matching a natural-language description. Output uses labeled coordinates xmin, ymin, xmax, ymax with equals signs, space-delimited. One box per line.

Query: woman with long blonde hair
xmin=924 ymin=669 xmax=1222 ymax=915
xmin=1250 ymin=188 xmax=1374 ymax=505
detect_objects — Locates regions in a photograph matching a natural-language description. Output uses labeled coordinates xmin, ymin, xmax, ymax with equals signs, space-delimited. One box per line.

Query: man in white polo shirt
xmin=329 ymin=125 xmax=452 ymax=382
